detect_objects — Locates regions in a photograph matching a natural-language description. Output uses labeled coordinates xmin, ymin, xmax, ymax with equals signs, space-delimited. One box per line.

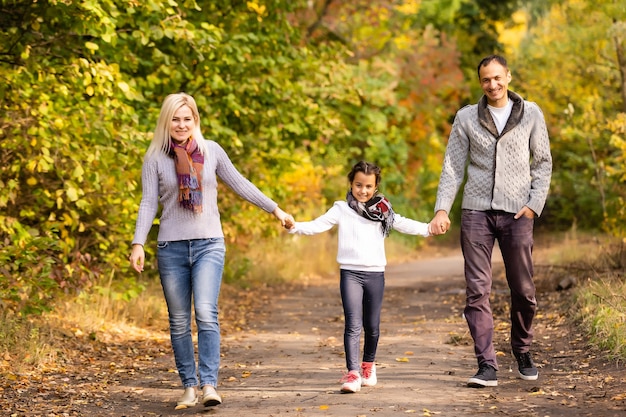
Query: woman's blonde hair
xmin=146 ymin=92 xmax=206 ymax=158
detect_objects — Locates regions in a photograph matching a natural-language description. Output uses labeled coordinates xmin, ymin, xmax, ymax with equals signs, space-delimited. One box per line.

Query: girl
xmin=287 ymin=161 xmax=433 ymax=393
xmin=129 ymin=93 xmax=293 ymax=408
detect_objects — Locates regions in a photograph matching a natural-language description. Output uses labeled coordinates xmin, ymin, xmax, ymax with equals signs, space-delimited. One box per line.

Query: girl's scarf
xmin=170 ymin=138 xmax=204 ymax=213
xmin=346 ymin=191 xmax=395 ymax=237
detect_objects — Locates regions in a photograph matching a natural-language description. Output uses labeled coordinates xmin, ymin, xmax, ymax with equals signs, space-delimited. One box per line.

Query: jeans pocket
xmin=157 ymin=241 xmax=169 ymax=249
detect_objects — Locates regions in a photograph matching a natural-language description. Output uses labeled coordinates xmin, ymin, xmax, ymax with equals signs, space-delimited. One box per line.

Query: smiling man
xmin=429 ymin=55 xmax=553 ymax=387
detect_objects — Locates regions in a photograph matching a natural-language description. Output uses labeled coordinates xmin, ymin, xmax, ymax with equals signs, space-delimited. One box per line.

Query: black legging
xmin=339 ymin=269 xmax=385 ymax=372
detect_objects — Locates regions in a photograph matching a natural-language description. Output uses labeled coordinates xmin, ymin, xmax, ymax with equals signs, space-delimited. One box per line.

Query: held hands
xmin=429 ymin=210 xmax=451 ymax=236
xmin=273 ymin=207 xmax=295 ymax=230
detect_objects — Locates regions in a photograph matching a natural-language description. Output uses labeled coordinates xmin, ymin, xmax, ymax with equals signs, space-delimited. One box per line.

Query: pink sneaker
xmin=340 ymin=370 xmax=362 ymax=393
xmin=361 ymin=362 xmax=377 ymax=387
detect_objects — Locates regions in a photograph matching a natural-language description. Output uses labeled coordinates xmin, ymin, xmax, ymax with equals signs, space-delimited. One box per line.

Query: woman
xmin=287 ymin=161 xmax=433 ymax=393
xmin=129 ymin=93 xmax=293 ymax=408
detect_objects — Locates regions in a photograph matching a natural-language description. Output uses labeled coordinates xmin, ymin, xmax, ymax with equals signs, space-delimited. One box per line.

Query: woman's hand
xmin=129 ymin=244 xmax=145 ymax=273
xmin=273 ymin=207 xmax=295 ymax=229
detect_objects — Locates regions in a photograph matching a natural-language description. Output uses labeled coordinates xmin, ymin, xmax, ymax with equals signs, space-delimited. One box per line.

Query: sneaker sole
xmin=202 ymin=396 xmax=222 ymax=407
xmin=340 ymin=386 xmax=361 ymax=393
xmin=467 ymin=377 xmax=498 ymax=388
xmin=517 ymin=370 xmax=539 ymax=381
xmin=176 ymin=401 xmax=197 ymax=407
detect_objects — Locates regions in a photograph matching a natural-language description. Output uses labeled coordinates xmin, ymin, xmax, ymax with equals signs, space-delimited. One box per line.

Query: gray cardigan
xmin=132 ymin=140 xmax=278 ymax=245
xmin=435 ymin=91 xmax=552 ymax=216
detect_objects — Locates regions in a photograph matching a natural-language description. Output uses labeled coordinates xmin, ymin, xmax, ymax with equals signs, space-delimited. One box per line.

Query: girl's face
xmin=350 ymin=171 xmax=377 ymax=203
xmin=170 ymin=105 xmax=196 ymax=144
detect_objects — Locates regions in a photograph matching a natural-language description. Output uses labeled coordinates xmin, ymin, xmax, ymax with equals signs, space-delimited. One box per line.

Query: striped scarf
xmin=346 ymin=191 xmax=395 ymax=237
xmin=170 ymin=138 xmax=204 ymax=213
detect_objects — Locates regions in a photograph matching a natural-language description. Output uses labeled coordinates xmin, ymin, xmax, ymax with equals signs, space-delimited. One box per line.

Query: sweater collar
xmin=478 ymin=90 xmax=524 ymax=138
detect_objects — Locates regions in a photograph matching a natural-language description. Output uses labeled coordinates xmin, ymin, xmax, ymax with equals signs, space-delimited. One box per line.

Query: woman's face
xmin=170 ymin=105 xmax=195 ymax=144
xmin=350 ymin=171 xmax=377 ymax=203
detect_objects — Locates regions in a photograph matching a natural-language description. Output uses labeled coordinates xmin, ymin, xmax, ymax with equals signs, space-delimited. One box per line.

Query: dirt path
xmin=3 ymin=250 xmax=626 ymax=416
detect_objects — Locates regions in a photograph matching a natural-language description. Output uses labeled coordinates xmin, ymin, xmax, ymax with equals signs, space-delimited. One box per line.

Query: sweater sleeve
xmin=526 ymin=103 xmax=552 ymax=216
xmin=434 ymin=108 xmax=471 ymax=214
xmin=212 ymin=142 xmax=279 ymax=213
xmin=288 ymin=203 xmax=341 ymax=235
xmin=392 ymin=213 xmax=431 ymax=237
xmin=132 ymin=157 xmax=160 ymax=246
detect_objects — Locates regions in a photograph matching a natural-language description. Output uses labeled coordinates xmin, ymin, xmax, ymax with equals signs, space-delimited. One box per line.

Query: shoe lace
xmin=361 ymin=364 xmax=372 ymax=379
xmin=340 ymin=371 xmax=360 ymax=383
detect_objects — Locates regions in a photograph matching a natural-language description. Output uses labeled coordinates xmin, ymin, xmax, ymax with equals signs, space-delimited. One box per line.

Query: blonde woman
xmin=129 ymin=93 xmax=293 ymax=408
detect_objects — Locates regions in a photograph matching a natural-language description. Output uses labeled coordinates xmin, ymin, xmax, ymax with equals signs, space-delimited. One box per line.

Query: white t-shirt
xmin=488 ymin=99 xmax=513 ymax=135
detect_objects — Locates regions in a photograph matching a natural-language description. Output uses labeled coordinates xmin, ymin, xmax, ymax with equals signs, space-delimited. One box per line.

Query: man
xmin=431 ymin=55 xmax=552 ymax=387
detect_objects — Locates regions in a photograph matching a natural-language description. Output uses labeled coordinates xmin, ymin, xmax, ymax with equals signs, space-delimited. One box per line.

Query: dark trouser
xmin=460 ymin=210 xmax=536 ymax=370
xmin=340 ymin=269 xmax=385 ymax=372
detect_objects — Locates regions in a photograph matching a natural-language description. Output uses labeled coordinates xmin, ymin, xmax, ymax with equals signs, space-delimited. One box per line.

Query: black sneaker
xmin=467 ymin=364 xmax=497 ymax=387
xmin=514 ymin=351 xmax=538 ymax=381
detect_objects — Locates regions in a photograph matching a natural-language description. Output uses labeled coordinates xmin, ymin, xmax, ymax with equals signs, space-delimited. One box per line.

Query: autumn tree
xmin=513 ymin=0 xmax=626 ymax=236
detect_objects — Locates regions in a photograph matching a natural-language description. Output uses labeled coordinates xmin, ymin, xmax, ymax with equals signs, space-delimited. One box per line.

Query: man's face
xmin=479 ymin=61 xmax=511 ymax=107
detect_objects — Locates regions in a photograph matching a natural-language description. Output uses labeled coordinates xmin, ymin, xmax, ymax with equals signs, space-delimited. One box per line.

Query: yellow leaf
xmin=85 ymin=41 xmax=99 ymax=51
xmin=118 ymin=81 xmax=130 ymax=93
xmin=66 ymin=186 xmax=79 ymax=202
xmin=395 ymin=357 xmax=410 ymax=362
xmin=319 ymin=405 xmax=329 ymax=410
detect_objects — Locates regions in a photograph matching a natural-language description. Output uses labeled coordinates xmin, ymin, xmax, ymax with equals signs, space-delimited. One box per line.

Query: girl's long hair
xmin=145 ymin=92 xmax=207 ymax=159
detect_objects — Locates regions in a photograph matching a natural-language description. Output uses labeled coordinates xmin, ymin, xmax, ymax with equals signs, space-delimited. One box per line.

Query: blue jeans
xmin=340 ymin=269 xmax=385 ymax=372
xmin=460 ymin=210 xmax=536 ymax=370
xmin=157 ymin=238 xmax=226 ymax=388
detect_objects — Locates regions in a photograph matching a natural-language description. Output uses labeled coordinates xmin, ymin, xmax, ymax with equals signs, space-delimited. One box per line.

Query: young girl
xmin=286 ymin=161 xmax=434 ymax=393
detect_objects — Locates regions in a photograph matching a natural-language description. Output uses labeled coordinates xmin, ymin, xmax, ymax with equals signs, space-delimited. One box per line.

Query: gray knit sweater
xmin=132 ymin=140 xmax=278 ymax=245
xmin=434 ymin=91 xmax=552 ymax=216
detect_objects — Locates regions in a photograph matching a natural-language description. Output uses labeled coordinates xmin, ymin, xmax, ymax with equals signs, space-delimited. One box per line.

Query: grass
xmin=538 ymin=230 xmax=626 ymax=361
xmin=575 ymin=277 xmax=626 ymax=359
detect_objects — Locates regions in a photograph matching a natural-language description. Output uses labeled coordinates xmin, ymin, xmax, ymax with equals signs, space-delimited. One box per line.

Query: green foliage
xmin=3 ymin=0 xmax=624 ymax=318
xmin=412 ymin=0 xmax=522 ymax=87
xmin=513 ymin=0 xmax=626 ymax=235
xmin=0 ymin=0 xmax=381 ymax=314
